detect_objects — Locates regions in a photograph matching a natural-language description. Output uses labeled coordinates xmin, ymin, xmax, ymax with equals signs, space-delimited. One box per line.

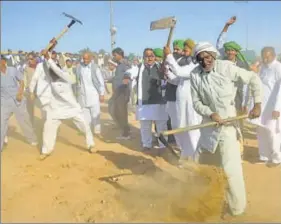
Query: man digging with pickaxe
xmin=29 ymin=13 xmax=95 ymax=160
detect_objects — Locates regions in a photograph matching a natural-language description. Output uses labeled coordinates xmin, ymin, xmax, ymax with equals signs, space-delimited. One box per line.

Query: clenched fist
xmin=226 ymin=16 xmax=236 ymax=26
xmin=249 ymin=103 xmax=261 ymax=119
xmin=16 ymin=92 xmax=23 ymax=102
xmin=210 ymin=113 xmax=225 ymax=125
xmin=163 ymin=46 xmax=171 ymax=57
xmin=272 ymin=111 xmax=280 ymax=120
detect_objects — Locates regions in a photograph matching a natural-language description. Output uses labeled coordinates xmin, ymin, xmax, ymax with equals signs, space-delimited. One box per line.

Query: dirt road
xmin=1 ymin=98 xmax=281 ymax=222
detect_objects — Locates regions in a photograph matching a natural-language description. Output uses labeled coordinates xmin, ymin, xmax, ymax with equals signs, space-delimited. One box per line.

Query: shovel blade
xmin=150 ymin=16 xmax=176 ymax=31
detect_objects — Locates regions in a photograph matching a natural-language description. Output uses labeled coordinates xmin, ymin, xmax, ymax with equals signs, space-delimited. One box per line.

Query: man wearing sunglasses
xmin=133 ymin=48 xmax=168 ymax=156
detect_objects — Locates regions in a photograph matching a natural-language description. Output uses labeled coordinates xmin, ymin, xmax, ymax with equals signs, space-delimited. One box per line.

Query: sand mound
xmin=113 ymin=163 xmax=226 ymax=222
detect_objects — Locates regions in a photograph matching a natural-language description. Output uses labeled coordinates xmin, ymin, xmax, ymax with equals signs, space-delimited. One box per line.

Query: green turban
xmin=153 ymin=48 xmax=163 ymax=58
xmin=223 ymin=41 xmax=247 ymax=63
xmin=128 ymin=55 xmax=134 ymax=61
xmin=173 ymin=39 xmax=184 ymax=50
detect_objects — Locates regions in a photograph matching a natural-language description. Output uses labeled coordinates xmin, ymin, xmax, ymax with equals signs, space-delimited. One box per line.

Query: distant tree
xmin=127 ymin=53 xmax=135 ymax=61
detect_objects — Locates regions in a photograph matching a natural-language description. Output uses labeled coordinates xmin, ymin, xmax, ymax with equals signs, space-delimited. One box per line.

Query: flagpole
xmin=110 ymin=1 xmax=115 ymax=53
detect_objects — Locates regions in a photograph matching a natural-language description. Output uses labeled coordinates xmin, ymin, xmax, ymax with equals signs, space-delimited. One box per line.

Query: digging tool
xmin=150 ymin=17 xmax=177 ymax=88
xmin=43 ymin=12 xmax=83 ymax=52
xmin=157 ymin=114 xmax=249 ymax=158
xmin=150 ymin=16 xmax=177 ymax=47
xmin=0 ymin=51 xmax=26 ymax=55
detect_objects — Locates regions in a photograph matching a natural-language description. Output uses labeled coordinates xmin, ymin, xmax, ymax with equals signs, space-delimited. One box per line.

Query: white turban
xmin=193 ymin=42 xmax=220 ymax=58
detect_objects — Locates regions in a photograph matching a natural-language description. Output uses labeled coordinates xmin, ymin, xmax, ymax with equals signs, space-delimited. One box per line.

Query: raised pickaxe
xmin=44 ymin=12 xmax=83 ymax=52
xmin=157 ymin=114 xmax=249 ymax=159
xmin=150 ymin=16 xmax=177 ymax=47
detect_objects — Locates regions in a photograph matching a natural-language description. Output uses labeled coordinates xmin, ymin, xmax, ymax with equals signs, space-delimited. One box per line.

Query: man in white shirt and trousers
xmin=29 ymin=41 xmax=95 ymax=159
xmin=249 ymin=47 xmax=281 ymax=167
xmin=75 ymin=52 xmax=105 ymax=135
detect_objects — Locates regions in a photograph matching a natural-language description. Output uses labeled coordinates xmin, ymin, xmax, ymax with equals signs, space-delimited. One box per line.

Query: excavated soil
xmin=1 ymin=92 xmax=281 ymax=223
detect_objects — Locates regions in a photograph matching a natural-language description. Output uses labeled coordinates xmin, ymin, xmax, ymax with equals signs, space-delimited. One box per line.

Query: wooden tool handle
xmin=55 ymin=27 xmax=69 ymax=42
xmin=1 ymin=51 xmax=16 ymax=55
xmin=43 ymin=27 xmax=69 ymax=52
xmin=166 ymin=25 xmax=175 ymax=47
xmin=160 ymin=114 xmax=249 ymax=136
xmin=161 ymin=24 xmax=176 ymax=73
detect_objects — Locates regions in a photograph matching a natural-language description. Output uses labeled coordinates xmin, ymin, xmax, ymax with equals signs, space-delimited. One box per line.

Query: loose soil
xmin=1 ymin=94 xmax=281 ymax=223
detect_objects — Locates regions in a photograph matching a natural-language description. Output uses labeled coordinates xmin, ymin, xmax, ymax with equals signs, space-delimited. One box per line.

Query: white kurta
xmin=135 ymin=63 xmax=168 ymax=121
xmin=30 ymin=59 xmax=81 ymax=119
xmin=127 ymin=65 xmax=139 ymax=90
xmin=36 ymin=59 xmax=94 ymax=154
xmin=80 ymin=65 xmax=100 ymax=107
xmin=132 ymin=63 xmax=168 ymax=148
xmin=165 ymin=54 xmax=201 ymax=158
xmin=165 ymin=57 xmax=182 ymax=149
xmin=29 ymin=62 xmax=53 ymax=119
xmin=29 ymin=62 xmax=51 ymax=106
xmin=249 ymin=60 xmax=281 ymax=163
xmin=46 ymin=60 xmax=81 ymax=120
xmin=275 ymin=80 xmax=281 ymax=134
xmin=78 ymin=64 xmax=105 ymax=133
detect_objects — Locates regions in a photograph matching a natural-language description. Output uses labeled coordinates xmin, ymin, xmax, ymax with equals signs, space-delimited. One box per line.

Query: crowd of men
xmin=1 ymin=16 xmax=281 ymax=219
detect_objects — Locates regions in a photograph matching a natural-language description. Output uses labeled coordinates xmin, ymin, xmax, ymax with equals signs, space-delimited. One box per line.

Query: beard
xmin=177 ymin=56 xmax=194 ymax=66
xmin=173 ymin=52 xmax=182 ymax=60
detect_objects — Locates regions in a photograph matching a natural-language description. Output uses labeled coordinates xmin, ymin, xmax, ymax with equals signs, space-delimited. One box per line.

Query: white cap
xmin=193 ymin=42 xmax=220 ymax=58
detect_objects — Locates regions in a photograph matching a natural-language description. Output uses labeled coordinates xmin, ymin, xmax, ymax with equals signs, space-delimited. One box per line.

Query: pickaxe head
xmin=150 ymin=16 xmax=176 ymax=31
xmin=62 ymin=12 xmax=83 ymax=28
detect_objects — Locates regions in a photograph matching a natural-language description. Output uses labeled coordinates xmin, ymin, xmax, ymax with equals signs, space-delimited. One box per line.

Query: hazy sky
xmin=1 ymin=1 xmax=281 ymax=55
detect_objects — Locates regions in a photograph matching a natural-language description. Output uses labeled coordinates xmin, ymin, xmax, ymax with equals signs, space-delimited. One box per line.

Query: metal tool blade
xmin=150 ymin=16 xmax=176 ymax=31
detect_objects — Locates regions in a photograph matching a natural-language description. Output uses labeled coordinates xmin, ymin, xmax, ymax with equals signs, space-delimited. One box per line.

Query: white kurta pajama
xmin=129 ymin=65 xmax=139 ymax=107
xmin=165 ymin=54 xmax=201 ymax=158
xmin=125 ymin=65 xmax=139 ymax=108
xmin=77 ymin=63 xmax=105 ymax=134
xmin=165 ymin=78 xmax=181 ymax=148
xmin=249 ymin=60 xmax=281 ymax=163
xmin=29 ymin=58 xmax=94 ymax=155
xmin=135 ymin=64 xmax=168 ymax=149
xmin=165 ymin=57 xmax=182 ymax=149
